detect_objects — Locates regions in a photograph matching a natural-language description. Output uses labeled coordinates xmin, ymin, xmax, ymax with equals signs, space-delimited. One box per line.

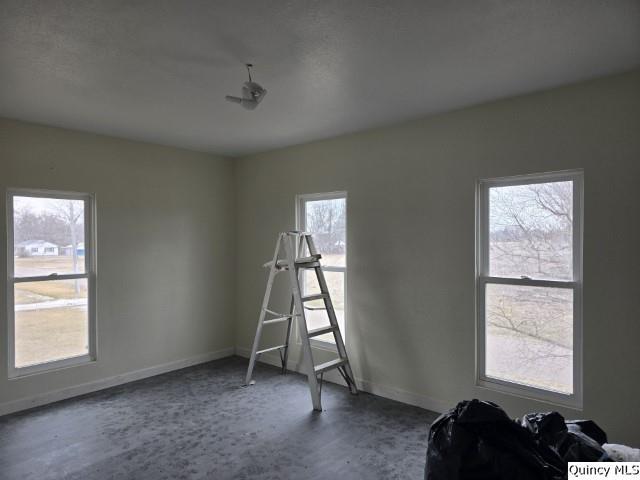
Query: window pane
xmin=489 ymin=181 xmax=572 ymax=280
xmin=485 ymin=283 xmax=573 ymax=394
xmin=14 ymin=279 xmax=89 ymax=367
xmin=13 ymin=196 xmax=86 ymax=277
xmin=303 ymin=270 xmax=345 ymax=343
xmin=305 ymin=198 xmax=346 ymax=267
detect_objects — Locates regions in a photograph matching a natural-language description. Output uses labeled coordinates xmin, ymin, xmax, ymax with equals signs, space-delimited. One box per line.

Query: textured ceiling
xmin=1 ymin=1 xmax=639 ymax=156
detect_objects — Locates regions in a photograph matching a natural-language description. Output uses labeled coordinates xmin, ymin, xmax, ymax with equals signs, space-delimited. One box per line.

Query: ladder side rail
xmin=284 ymin=234 xmax=323 ymax=410
xmin=305 ymin=233 xmax=319 ymax=257
xmin=313 ymin=264 xmax=357 ymax=393
xmin=244 ymin=234 xmax=284 ymax=386
xmin=305 ymin=234 xmax=345 ymax=354
xmin=281 ymin=294 xmax=295 ymax=374
xmin=283 ymin=233 xmax=302 ymax=372
xmin=285 ymin=232 xmax=306 ymax=374
xmin=296 ymin=232 xmax=307 ymax=259
xmin=308 ymin=236 xmax=358 ymax=395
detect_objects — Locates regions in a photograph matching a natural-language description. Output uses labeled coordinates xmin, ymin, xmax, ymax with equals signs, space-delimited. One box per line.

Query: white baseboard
xmin=0 ymin=347 xmax=235 ymax=417
xmin=235 ymin=346 xmax=448 ymax=414
xmin=356 ymin=378 xmax=449 ymax=414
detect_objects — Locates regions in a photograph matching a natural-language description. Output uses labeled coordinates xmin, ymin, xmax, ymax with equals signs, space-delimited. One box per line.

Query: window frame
xmin=6 ymin=188 xmax=97 ymax=378
xmin=296 ymin=191 xmax=347 ymax=350
xmin=475 ymin=170 xmax=583 ymax=408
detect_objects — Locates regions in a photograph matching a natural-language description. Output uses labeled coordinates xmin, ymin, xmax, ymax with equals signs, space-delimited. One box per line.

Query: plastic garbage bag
xmin=566 ymin=420 xmax=608 ymax=445
xmin=425 ymin=399 xmax=608 ymax=480
xmin=520 ymin=412 xmax=608 ymax=462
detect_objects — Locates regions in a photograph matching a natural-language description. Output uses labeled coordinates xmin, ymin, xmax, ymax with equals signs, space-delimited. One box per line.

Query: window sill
xmin=9 ymin=354 xmax=96 ymax=379
xmin=476 ymin=375 xmax=582 ymax=410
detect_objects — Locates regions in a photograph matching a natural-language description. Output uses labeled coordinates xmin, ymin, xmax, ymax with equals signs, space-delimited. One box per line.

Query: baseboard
xmin=235 ymin=346 xmax=448 ymax=414
xmin=356 ymin=378 xmax=449 ymax=414
xmin=0 ymin=347 xmax=235 ymax=417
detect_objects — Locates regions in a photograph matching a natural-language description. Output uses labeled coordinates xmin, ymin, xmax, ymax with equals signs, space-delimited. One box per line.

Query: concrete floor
xmin=0 ymin=356 xmax=439 ymax=480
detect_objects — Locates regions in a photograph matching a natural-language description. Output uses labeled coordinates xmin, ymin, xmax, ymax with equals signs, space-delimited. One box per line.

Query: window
xmin=476 ymin=171 xmax=583 ymax=407
xmin=297 ymin=192 xmax=347 ymax=346
xmin=7 ymin=189 xmax=96 ymax=376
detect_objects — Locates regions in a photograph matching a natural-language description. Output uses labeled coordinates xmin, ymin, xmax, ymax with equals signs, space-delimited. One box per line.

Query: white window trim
xmin=475 ymin=170 xmax=583 ymax=409
xmin=296 ymin=191 xmax=347 ymax=351
xmin=7 ymin=188 xmax=98 ymax=378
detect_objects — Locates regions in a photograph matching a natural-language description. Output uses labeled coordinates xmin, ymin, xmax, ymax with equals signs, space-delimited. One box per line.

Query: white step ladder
xmin=244 ymin=231 xmax=358 ymax=410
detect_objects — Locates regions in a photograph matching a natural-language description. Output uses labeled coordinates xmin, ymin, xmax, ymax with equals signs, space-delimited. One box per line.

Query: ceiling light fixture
xmin=225 ymin=63 xmax=267 ymax=110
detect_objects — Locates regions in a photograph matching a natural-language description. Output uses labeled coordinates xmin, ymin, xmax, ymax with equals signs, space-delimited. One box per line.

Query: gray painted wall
xmin=1 ymin=70 xmax=638 ymax=446
xmin=0 ymin=119 xmax=236 ymax=408
xmin=234 ymin=70 xmax=640 ymax=445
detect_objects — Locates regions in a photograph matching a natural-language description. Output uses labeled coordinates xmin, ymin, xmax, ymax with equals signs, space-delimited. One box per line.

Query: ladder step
xmin=263 ymin=308 xmax=293 ymax=317
xmin=314 ymin=358 xmax=347 ymax=374
xmin=263 ymin=316 xmax=291 ymax=325
xmin=307 ymin=325 xmax=337 ymax=338
xmin=295 ymin=255 xmax=321 ymax=264
xmin=256 ymin=345 xmax=287 ymax=355
xmin=301 ymin=293 xmax=329 ymax=302
xmin=294 ymin=258 xmax=321 ymax=269
xmin=297 ymin=263 xmax=320 ymax=269
xmin=270 ymin=255 xmax=322 ymax=270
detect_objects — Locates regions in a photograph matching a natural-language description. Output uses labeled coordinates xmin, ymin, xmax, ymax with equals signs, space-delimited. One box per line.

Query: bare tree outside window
xmin=299 ymin=194 xmax=347 ymax=344
xmin=478 ymin=175 xmax=582 ymax=400
xmin=305 ymin=198 xmax=346 ymax=263
xmin=51 ymin=199 xmax=84 ymax=293
xmin=10 ymin=194 xmax=92 ymax=372
xmin=14 ymin=198 xmax=85 ymax=276
xmin=490 ymin=182 xmax=572 ymax=280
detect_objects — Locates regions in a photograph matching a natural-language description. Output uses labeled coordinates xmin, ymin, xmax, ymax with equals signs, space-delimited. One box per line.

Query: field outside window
xmin=8 ymin=191 xmax=95 ymax=375
xmin=477 ymin=172 xmax=582 ymax=405
xmin=298 ymin=193 xmax=346 ymax=345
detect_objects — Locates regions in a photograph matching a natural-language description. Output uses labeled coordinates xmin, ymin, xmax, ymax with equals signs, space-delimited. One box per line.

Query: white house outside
xmin=15 ymin=240 xmax=59 ymax=257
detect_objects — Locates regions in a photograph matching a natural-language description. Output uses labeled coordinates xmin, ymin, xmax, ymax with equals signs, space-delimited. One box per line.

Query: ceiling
xmin=1 ymin=1 xmax=639 ymax=157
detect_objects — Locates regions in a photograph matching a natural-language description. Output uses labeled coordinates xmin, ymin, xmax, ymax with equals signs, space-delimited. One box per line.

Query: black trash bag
xmin=566 ymin=420 xmax=608 ymax=445
xmin=520 ymin=412 xmax=609 ymax=462
xmin=425 ymin=400 xmax=566 ymax=480
xmin=425 ymin=399 xmax=609 ymax=480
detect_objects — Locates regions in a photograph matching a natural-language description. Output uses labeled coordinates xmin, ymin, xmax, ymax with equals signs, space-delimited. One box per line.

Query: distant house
xmin=61 ymin=242 xmax=85 ymax=257
xmin=14 ymin=240 xmax=59 ymax=257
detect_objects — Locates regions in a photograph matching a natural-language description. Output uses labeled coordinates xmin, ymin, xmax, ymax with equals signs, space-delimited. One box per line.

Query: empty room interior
xmin=1 ymin=1 xmax=640 ymax=479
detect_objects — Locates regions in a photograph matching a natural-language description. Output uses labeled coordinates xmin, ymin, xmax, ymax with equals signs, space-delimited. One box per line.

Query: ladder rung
xmin=266 ymin=255 xmax=322 ymax=270
xmin=307 ymin=325 xmax=337 ymax=338
xmin=295 ymin=262 xmax=321 ymax=269
xmin=256 ymin=345 xmax=287 ymax=355
xmin=296 ymin=255 xmax=321 ymax=264
xmin=301 ymin=293 xmax=329 ymax=302
xmin=263 ymin=260 xmax=288 ymax=270
xmin=263 ymin=308 xmax=291 ymax=317
xmin=314 ymin=358 xmax=347 ymax=374
xmin=263 ymin=316 xmax=291 ymax=325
